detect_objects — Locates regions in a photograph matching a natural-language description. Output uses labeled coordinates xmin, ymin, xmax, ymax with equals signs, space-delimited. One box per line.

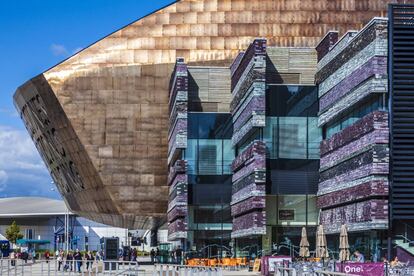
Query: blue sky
xmin=0 ymin=0 xmax=173 ymax=199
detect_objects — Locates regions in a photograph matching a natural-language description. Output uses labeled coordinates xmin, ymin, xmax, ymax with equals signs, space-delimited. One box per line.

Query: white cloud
xmin=0 ymin=126 xmax=46 ymax=171
xmin=0 ymin=170 xmax=8 ymax=192
xmin=50 ymin=44 xmax=83 ymax=57
xmin=0 ymin=125 xmax=59 ymax=198
xmin=0 ymin=107 xmax=18 ymax=118
xmin=50 ymin=43 xmax=68 ymax=56
xmin=0 ymin=126 xmax=50 ymax=181
xmin=72 ymin=47 xmax=83 ymax=54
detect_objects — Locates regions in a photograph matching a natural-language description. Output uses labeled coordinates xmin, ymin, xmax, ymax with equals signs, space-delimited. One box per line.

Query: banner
xmin=261 ymin=256 xmax=292 ymax=276
xmin=336 ymin=262 xmax=384 ymax=276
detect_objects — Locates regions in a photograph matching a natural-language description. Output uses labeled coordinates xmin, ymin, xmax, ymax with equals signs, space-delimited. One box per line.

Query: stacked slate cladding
xmin=315 ymin=18 xmax=389 ymax=234
xmin=167 ymin=58 xmax=189 ymax=240
xmin=230 ymin=39 xmax=267 ymax=238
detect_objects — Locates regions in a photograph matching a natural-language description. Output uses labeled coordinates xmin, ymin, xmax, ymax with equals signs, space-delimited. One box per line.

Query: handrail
xmin=395 ymin=234 xmax=412 ymax=244
xmin=274 ymin=266 xmax=297 ymax=276
xmin=314 ymin=270 xmax=359 ymax=276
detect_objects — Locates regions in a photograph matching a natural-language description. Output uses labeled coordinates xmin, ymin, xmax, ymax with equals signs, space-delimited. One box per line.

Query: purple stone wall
xmin=230 ymin=40 xmax=267 ymax=239
xmin=231 ymin=39 xmax=266 ymax=92
xmin=233 ymin=95 xmax=265 ymax=131
xmin=231 ymin=196 xmax=266 ymax=217
xmin=167 ymin=59 xmax=189 ymax=241
xmin=320 ymin=111 xmax=388 ymax=156
xmin=320 ymin=56 xmax=387 ymax=112
xmin=316 ymin=21 xmax=389 ymax=234
xmin=232 ymin=211 xmax=266 ymax=237
xmin=316 ymin=31 xmax=339 ymax=62
xmin=317 ymin=180 xmax=388 ymax=209
xmin=320 ymin=199 xmax=388 ymax=233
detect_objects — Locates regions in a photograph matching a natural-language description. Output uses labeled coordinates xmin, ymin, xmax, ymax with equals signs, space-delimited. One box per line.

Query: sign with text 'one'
xmin=336 ymin=262 xmax=384 ymax=276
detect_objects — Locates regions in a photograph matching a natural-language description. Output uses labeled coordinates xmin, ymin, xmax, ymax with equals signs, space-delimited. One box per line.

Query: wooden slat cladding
xmin=14 ymin=0 xmax=407 ymax=229
xmin=389 ymin=4 xmax=414 ymax=220
xmin=187 ymin=66 xmax=231 ymax=112
xmin=266 ymin=47 xmax=316 ymax=85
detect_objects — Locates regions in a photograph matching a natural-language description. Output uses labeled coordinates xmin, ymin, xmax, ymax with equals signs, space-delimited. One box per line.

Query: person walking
xmin=57 ymin=250 xmax=64 ymax=271
xmin=22 ymin=250 xmax=29 ymax=264
xmin=10 ymin=250 xmax=16 ymax=266
xmin=86 ymin=251 xmax=94 ymax=271
xmin=131 ymin=248 xmax=137 ymax=262
xmin=156 ymin=247 xmax=160 ymax=263
xmin=150 ymin=248 xmax=155 ymax=263
xmin=44 ymin=250 xmax=50 ymax=263
xmin=74 ymin=249 xmax=83 ymax=272
xmin=176 ymin=246 xmax=183 ymax=265
xmin=65 ymin=251 xmax=74 ymax=271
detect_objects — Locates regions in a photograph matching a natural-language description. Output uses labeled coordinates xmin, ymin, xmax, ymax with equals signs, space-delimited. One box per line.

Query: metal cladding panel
xmin=389 ymin=4 xmax=414 ymax=220
xmin=13 ymin=0 xmax=407 ymax=229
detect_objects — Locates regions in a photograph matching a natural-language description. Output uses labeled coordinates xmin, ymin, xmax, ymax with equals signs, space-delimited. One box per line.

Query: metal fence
xmin=152 ymin=264 xmax=222 ymax=276
xmin=0 ymin=259 xmax=143 ymax=275
xmin=272 ymin=265 xmax=414 ymax=276
xmin=0 ymin=260 xmax=224 ymax=276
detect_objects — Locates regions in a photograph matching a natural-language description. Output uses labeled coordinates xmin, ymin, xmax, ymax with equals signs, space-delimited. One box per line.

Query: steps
xmin=394 ymin=239 xmax=414 ymax=262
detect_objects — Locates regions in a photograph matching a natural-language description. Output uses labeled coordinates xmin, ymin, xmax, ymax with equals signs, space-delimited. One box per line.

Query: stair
xmin=394 ymin=239 xmax=414 ymax=263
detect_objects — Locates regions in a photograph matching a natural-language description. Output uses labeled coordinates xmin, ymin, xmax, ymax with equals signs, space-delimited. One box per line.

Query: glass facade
xmin=185 ymin=112 xmax=234 ymax=257
xmin=262 ymin=85 xmax=321 ymax=254
xmin=264 ymin=117 xmax=320 ymax=159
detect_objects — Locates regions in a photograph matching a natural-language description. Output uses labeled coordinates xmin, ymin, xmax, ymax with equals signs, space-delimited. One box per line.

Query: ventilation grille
xmin=390 ymin=4 xmax=414 ymax=220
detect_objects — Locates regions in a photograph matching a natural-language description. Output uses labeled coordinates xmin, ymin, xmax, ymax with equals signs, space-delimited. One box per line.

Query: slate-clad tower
xmin=315 ymin=18 xmax=390 ymax=234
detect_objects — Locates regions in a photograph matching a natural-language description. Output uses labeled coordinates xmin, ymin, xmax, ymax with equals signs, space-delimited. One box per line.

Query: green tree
xmin=5 ymin=221 xmax=23 ymax=244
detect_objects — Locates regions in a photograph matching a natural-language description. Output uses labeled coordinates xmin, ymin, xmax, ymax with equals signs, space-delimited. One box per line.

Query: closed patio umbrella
xmin=299 ymin=227 xmax=310 ymax=258
xmin=316 ymin=225 xmax=329 ymax=259
xmin=339 ymin=224 xmax=350 ymax=262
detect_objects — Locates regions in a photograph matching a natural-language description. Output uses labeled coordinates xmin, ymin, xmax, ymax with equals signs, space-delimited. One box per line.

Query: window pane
xmin=223 ymin=140 xmax=234 ymax=174
xmin=186 ymin=139 xmax=198 ymax=174
xmin=277 ymin=195 xmax=307 ymax=225
xmin=308 ymin=117 xmax=321 ymax=159
xmin=307 ymin=195 xmax=318 ymax=225
xmin=198 ymin=140 xmax=222 ymax=175
xmin=264 ymin=117 xmax=278 ymax=159
xmin=279 ymin=117 xmax=307 ymax=159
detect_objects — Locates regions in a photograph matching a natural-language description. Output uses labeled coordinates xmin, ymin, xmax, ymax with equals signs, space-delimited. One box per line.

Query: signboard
xmin=336 ymin=262 xmax=384 ymax=276
xmin=279 ymin=209 xmax=295 ymax=220
xmin=261 ymin=256 xmax=292 ymax=276
xmin=101 ymin=237 xmax=119 ymax=260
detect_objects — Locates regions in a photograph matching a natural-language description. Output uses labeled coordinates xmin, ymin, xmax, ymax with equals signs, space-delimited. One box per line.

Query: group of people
xmin=121 ymin=247 xmax=138 ymax=261
xmin=149 ymin=246 xmax=183 ymax=264
xmin=55 ymin=249 xmax=96 ymax=272
xmin=9 ymin=249 xmax=36 ymax=265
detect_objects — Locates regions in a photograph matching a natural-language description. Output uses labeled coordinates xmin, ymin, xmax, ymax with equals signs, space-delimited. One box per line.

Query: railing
xmin=152 ymin=264 xmax=222 ymax=276
xmin=0 ymin=258 xmax=142 ymax=275
xmin=274 ymin=266 xmax=297 ymax=276
xmin=313 ymin=271 xmax=358 ymax=276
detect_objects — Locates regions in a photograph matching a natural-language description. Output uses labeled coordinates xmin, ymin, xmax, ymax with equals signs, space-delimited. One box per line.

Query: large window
xmin=264 ymin=117 xmax=321 ymax=159
xmin=186 ymin=139 xmax=233 ymax=175
xmin=324 ymin=94 xmax=386 ymax=139
xmin=266 ymin=195 xmax=318 ymax=226
xmin=265 ymin=85 xmax=321 ymax=160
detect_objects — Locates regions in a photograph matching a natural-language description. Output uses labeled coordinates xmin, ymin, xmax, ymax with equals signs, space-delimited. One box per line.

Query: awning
xmin=16 ymin=239 xmax=50 ymax=245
